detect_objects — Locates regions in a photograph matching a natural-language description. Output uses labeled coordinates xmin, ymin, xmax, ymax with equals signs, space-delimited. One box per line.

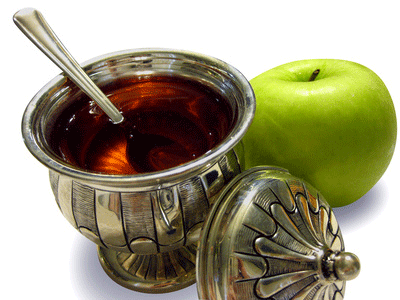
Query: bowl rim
xmin=21 ymin=48 xmax=255 ymax=187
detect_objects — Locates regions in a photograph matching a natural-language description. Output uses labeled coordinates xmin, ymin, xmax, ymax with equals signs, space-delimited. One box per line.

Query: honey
xmin=49 ymin=76 xmax=235 ymax=174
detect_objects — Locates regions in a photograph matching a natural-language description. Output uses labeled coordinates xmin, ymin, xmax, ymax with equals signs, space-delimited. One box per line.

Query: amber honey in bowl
xmin=49 ymin=76 xmax=235 ymax=175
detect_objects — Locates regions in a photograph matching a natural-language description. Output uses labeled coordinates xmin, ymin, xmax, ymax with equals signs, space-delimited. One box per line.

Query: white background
xmin=2 ymin=1 xmax=399 ymax=299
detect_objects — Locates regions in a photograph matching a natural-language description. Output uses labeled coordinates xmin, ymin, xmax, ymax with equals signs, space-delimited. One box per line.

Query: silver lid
xmin=197 ymin=166 xmax=360 ymax=300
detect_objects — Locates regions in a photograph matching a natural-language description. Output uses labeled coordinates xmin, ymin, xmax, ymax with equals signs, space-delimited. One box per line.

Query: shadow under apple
xmin=332 ymin=180 xmax=388 ymax=234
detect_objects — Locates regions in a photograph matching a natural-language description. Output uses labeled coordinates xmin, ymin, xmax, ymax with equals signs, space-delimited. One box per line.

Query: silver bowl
xmin=22 ymin=48 xmax=255 ymax=293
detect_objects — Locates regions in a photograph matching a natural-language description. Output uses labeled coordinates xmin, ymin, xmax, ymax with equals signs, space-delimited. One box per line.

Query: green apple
xmin=243 ymin=59 xmax=396 ymax=207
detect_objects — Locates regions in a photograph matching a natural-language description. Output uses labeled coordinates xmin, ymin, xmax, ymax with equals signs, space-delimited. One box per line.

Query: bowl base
xmin=97 ymin=244 xmax=197 ymax=293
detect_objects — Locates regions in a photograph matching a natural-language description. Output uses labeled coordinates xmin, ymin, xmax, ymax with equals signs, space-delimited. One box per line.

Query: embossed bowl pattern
xmin=49 ymin=149 xmax=241 ymax=254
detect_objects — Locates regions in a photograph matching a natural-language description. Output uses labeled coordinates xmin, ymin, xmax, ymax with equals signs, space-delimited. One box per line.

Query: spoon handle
xmin=13 ymin=8 xmax=124 ymax=124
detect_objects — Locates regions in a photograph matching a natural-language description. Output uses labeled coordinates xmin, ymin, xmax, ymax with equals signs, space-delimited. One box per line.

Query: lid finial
xmin=333 ymin=251 xmax=361 ymax=281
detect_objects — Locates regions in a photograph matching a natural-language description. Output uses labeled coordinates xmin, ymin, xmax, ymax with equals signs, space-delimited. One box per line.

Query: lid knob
xmin=331 ymin=251 xmax=361 ymax=281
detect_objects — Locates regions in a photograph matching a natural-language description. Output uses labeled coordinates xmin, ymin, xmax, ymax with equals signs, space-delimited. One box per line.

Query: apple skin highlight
xmin=243 ymin=59 xmax=397 ymax=207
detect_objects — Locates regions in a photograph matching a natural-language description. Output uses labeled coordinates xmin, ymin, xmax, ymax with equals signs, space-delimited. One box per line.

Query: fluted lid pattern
xmin=197 ymin=166 xmax=360 ymax=300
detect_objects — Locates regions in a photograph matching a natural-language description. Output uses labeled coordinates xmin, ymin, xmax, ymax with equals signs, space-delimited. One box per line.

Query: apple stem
xmin=308 ymin=69 xmax=320 ymax=81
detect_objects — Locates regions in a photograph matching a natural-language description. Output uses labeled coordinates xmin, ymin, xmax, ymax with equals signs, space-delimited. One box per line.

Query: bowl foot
xmin=97 ymin=243 xmax=197 ymax=293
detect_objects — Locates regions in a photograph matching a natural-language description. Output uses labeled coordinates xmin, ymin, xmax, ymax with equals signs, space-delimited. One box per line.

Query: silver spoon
xmin=13 ymin=8 xmax=124 ymax=124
